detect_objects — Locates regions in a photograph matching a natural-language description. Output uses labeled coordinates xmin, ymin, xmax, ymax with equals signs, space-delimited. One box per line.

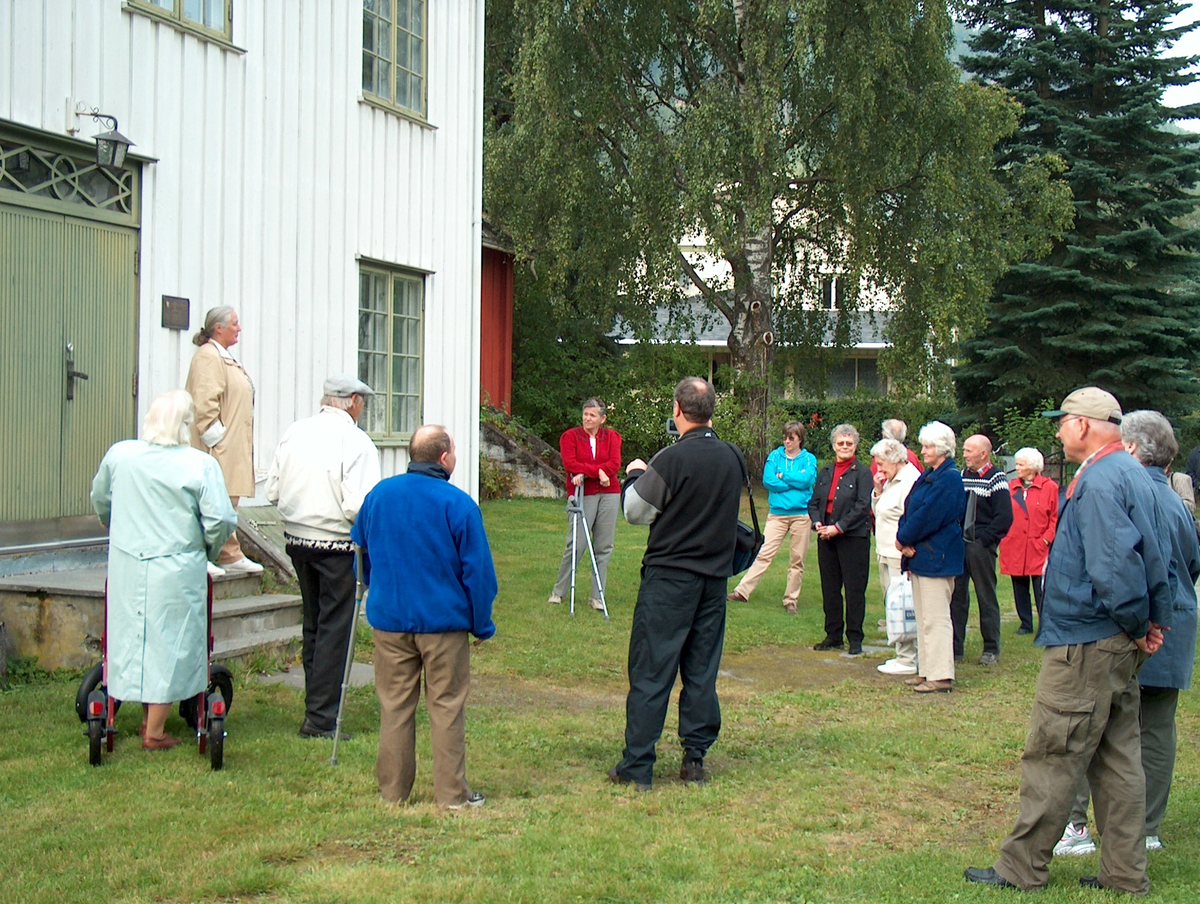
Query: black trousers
xmin=951 ymin=540 xmax=1001 ymax=656
xmin=288 ymin=546 xmax=357 ymax=730
xmin=1011 ymin=575 xmax=1043 ymax=632
xmin=816 ymin=535 xmax=870 ymax=647
xmin=614 ymin=565 xmax=727 ymax=785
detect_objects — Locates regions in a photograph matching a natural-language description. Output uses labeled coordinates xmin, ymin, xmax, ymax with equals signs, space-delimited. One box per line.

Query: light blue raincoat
xmin=91 ymin=441 xmax=237 ymax=703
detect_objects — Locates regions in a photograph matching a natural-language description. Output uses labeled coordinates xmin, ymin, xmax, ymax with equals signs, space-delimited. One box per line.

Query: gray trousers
xmin=552 ymin=493 xmax=618 ymax=600
xmin=993 ymin=635 xmax=1149 ymax=895
xmin=1067 ymin=684 xmax=1180 ymax=838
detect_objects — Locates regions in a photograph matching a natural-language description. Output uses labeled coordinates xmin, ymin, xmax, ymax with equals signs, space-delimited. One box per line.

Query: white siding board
xmin=3 ymin=0 xmax=486 ymax=500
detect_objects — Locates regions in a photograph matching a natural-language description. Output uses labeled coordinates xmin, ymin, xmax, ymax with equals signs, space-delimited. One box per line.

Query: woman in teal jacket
xmin=727 ymin=421 xmax=818 ymax=613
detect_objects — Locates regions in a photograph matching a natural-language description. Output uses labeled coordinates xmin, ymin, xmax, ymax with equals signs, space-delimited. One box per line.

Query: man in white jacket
xmin=266 ymin=374 xmax=381 ymax=738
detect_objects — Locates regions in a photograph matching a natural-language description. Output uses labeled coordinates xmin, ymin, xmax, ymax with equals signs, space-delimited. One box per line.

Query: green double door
xmin=0 ymin=204 xmax=138 ymax=524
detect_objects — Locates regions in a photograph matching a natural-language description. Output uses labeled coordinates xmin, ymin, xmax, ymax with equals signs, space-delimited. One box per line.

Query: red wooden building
xmin=480 ymin=221 xmax=515 ymax=412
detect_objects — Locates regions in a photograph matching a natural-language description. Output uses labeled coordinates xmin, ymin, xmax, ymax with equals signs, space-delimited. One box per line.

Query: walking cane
xmin=330 ymin=545 xmax=367 ymax=766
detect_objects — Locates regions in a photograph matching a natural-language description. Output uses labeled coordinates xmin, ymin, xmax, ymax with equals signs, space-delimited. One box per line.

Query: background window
xmin=363 ymin=0 xmax=427 ymax=117
xmin=358 ymin=267 xmax=424 ymax=439
xmin=131 ymin=0 xmax=231 ymax=39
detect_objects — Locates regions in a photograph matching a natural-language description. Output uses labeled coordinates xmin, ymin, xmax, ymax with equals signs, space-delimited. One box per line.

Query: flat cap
xmin=1043 ymin=386 xmax=1123 ymax=424
xmin=323 ymin=373 xmax=375 ymax=398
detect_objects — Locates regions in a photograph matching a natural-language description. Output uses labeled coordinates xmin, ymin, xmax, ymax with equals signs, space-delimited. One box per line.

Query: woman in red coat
xmin=998 ymin=447 xmax=1058 ymax=635
xmin=548 ymin=398 xmax=622 ymax=610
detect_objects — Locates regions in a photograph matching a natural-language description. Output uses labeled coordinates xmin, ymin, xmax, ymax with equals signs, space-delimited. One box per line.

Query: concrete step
xmin=211 ymin=593 xmax=303 ymax=642
xmin=0 ymin=564 xmax=261 ymax=600
xmin=213 ymin=624 xmax=303 ymax=663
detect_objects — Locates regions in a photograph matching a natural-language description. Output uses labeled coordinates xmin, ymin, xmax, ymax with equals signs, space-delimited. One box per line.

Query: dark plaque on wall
xmin=162 ymin=296 xmax=190 ymax=330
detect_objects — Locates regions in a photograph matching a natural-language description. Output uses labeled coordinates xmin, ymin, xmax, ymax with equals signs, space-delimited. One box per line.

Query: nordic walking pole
xmin=330 ymin=545 xmax=366 ymax=765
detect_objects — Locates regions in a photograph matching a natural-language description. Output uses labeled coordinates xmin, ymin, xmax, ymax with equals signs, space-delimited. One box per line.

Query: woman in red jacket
xmin=998 ymin=447 xmax=1058 ymax=635
xmin=548 ymin=399 xmax=622 ymax=610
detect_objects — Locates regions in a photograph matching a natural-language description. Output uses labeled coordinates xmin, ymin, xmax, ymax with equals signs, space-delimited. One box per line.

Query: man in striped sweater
xmin=951 ymin=434 xmax=1013 ymax=666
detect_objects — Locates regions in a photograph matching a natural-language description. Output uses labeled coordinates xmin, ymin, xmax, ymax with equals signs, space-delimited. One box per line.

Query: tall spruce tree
xmin=955 ymin=1 xmax=1200 ymax=422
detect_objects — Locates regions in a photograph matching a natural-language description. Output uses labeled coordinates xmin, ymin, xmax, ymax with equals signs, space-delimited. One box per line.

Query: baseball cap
xmin=1042 ymin=387 xmax=1123 ymax=424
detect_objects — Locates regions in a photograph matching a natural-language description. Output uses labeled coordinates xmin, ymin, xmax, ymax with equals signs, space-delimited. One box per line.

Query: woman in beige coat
xmin=185 ymin=306 xmax=261 ymax=575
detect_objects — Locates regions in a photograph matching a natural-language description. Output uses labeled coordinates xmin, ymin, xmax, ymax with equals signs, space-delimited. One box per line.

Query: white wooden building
xmin=0 ymin=0 xmax=485 ymax=549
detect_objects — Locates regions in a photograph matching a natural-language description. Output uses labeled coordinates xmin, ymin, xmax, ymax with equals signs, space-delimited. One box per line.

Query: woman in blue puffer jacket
xmin=895 ymin=421 xmax=965 ymax=694
xmin=727 ymin=421 xmax=818 ymax=613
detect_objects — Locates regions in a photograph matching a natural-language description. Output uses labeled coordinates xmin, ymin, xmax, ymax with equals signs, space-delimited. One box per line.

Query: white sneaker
xmin=877 ymin=660 xmax=918 ymax=675
xmin=548 ymin=595 xmax=563 ymax=605
xmin=206 ymin=562 xmax=226 ymax=577
xmin=589 ymin=598 xmax=606 ymax=611
xmin=223 ymin=557 xmax=264 ymax=575
xmin=1146 ymin=835 xmax=1163 ymax=851
xmin=1053 ymin=824 xmax=1097 ymax=856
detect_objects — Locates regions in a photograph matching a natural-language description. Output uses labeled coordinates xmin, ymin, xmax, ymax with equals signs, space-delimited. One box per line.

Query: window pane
xmin=394 ymin=73 xmax=409 ymax=112
xmin=374 ymin=273 xmax=388 ymax=313
xmin=205 ymin=0 xmax=222 ymax=28
xmin=362 ymin=54 xmax=375 ymax=94
xmin=152 ymin=0 xmax=172 ymax=9
xmin=377 ymin=20 xmax=391 ymax=59
xmin=396 ymin=32 xmax=409 ymax=69
xmin=412 ymin=0 xmax=423 ymax=37
xmin=409 ymin=76 xmax=423 ymax=112
xmin=380 ymin=0 xmax=392 ymax=20
xmin=397 ymin=0 xmax=410 ymax=31
xmin=183 ymin=0 xmax=202 ymax=23
xmin=377 ymin=62 xmax=392 ymax=100
xmin=410 ymin=37 xmax=423 ymax=76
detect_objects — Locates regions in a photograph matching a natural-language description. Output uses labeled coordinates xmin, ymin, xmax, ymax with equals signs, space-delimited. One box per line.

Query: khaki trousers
xmin=373 ymin=629 xmax=472 ymax=807
xmin=909 ymin=574 xmax=954 ymax=681
xmin=994 ymin=635 xmax=1149 ymax=895
xmin=732 ymin=514 xmax=811 ymax=605
xmin=878 ymin=558 xmax=917 ymax=668
xmin=216 ymin=494 xmax=244 ymax=565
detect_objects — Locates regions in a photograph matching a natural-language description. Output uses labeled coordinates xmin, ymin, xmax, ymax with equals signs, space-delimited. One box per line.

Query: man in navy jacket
xmin=352 ymin=425 xmax=497 ymax=809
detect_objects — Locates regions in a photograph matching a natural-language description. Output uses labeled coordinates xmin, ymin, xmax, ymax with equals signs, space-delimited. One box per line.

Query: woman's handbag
xmin=727 ymin=443 xmax=764 ymax=575
xmin=885 ymin=574 xmax=917 ymax=644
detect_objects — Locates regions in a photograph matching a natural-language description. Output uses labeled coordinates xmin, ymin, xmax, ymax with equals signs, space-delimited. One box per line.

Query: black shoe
xmin=964 ymin=867 xmax=1017 ymax=888
xmin=1015 ymin=626 xmax=1033 ymax=635
xmin=299 ymin=720 xmax=351 ymax=741
xmin=680 ymin=756 xmax=706 ymax=785
xmin=608 ymin=766 xmax=651 ymax=792
xmin=1079 ymin=877 xmax=1103 ymax=889
xmin=954 ymin=653 xmax=964 ymax=663
xmin=813 ymin=639 xmax=844 ymax=651
xmin=847 ymin=644 xmax=863 ymax=656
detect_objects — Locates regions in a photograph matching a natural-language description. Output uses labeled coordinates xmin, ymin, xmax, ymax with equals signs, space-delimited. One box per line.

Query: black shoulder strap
xmin=725 ymin=442 xmax=762 ymax=540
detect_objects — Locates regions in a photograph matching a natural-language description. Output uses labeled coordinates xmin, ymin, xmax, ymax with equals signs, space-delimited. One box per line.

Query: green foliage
xmin=994 ymin=400 xmax=1060 ymax=459
xmin=479 ymin=453 xmax=518 ymax=501
xmin=774 ymin=397 xmax=955 ymax=466
xmin=486 ymin=0 xmax=1071 ymax=400
xmin=955 ymin=0 xmax=1200 ymax=421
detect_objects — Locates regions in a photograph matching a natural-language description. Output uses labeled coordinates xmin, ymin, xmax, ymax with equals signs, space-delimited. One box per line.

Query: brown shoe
xmin=903 ymin=675 xmax=926 ymax=686
xmin=783 ymin=602 xmax=797 ymax=614
xmin=726 ymin=591 xmax=748 ymax=602
xmin=142 ymin=733 xmax=179 ymax=750
xmin=913 ymin=679 xmax=953 ymax=694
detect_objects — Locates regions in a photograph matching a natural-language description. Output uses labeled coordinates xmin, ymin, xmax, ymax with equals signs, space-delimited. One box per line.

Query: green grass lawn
xmin=3 ymin=496 xmax=1200 ymax=902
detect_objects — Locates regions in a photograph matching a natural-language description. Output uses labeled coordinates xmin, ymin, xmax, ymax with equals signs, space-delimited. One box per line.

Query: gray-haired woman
xmin=808 ymin=424 xmax=873 ymax=654
xmin=871 ymin=437 xmax=922 ymax=674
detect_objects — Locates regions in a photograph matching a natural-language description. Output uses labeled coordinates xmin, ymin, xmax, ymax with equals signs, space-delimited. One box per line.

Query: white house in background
xmin=0 ymin=0 xmax=485 ymax=550
xmin=611 ymin=233 xmax=894 ymax=397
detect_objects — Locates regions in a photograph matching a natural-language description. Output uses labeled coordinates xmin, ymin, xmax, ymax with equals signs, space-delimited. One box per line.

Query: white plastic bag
xmin=885 ymin=574 xmax=917 ymax=644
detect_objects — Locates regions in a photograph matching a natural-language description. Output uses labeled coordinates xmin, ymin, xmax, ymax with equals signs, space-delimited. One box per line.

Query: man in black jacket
xmin=609 ymin=378 xmax=744 ymax=791
xmin=952 ymin=434 xmax=1013 ymax=665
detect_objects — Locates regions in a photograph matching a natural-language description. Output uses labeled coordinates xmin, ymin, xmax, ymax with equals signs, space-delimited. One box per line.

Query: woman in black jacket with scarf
xmin=808 ymin=424 xmax=873 ymax=654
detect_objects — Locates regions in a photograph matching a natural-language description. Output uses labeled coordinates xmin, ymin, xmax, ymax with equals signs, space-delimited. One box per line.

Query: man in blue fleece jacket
xmin=351 ymin=424 xmax=497 ymax=809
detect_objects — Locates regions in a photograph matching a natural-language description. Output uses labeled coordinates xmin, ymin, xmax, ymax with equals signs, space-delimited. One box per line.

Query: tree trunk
xmin=725 ymin=222 xmax=775 ymax=473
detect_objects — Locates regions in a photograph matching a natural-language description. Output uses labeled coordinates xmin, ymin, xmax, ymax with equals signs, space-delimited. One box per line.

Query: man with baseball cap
xmin=265 ymin=373 xmax=381 ymax=738
xmin=965 ymin=387 xmax=1172 ymax=894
